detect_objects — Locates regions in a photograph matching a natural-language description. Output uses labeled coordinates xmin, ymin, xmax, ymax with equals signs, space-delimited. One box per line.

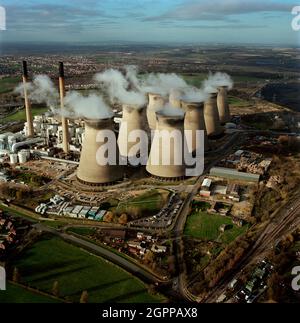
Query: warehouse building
xmin=210 ymin=167 xmax=260 ymax=183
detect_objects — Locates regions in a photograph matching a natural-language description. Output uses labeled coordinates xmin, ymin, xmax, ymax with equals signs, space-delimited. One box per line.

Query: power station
xmin=16 ymin=62 xmax=233 ymax=186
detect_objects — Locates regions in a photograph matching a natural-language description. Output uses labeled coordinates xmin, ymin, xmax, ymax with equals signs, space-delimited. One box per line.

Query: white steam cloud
xmin=94 ymin=69 xmax=146 ymax=107
xmin=203 ymin=72 xmax=234 ymax=94
xmin=64 ymin=92 xmax=113 ymax=120
xmin=15 ymin=75 xmax=113 ymax=120
xmin=15 ymin=75 xmax=59 ymax=108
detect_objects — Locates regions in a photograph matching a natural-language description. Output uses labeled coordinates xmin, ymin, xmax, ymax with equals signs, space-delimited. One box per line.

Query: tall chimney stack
xmin=58 ymin=62 xmax=70 ymax=154
xmin=22 ymin=61 xmax=34 ymax=137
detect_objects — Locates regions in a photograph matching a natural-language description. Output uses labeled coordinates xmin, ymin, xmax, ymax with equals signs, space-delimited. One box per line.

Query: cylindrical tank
xmin=118 ymin=104 xmax=149 ymax=160
xmin=182 ymin=101 xmax=209 ymax=153
xmin=77 ymin=118 xmax=123 ymax=185
xmin=147 ymin=93 xmax=166 ymax=130
xmin=217 ymin=86 xmax=230 ymax=124
xmin=18 ymin=150 xmax=29 ymax=164
xmin=204 ymin=92 xmax=223 ymax=136
xmin=146 ymin=110 xmax=186 ymax=179
xmin=9 ymin=154 xmax=18 ymax=164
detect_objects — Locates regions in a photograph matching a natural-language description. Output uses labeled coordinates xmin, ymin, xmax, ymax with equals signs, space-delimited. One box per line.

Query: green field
xmin=12 ymin=235 xmax=163 ymax=303
xmin=114 ymin=189 xmax=169 ymax=216
xmin=2 ymin=107 xmax=48 ymax=123
xmin=0 ymin=77 xmax=20 ymax=94
xmin=67 ymin=227 xmax=96 ymax=236
xmin=0 ymin=282 xmax=60 ymax=303
xmin=185 ymin=212 xmax=248 ymax=244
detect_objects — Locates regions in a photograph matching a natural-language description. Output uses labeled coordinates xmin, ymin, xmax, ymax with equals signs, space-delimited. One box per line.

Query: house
xmin=151 ymin=245 xmax=167 ymax=253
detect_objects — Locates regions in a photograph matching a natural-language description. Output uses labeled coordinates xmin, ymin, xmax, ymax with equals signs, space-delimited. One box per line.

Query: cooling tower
xmin=147 ymin=93 xmax=166 ymax=130
xmin=22 ymin=61 xmax=34 ymax=138
xmin=169 ymin=89 xmax=184 ymax=109
xmin=77 ymin=118 xmax=123 ymax=185
xmin=182 ymin=101 xmax=209 ymax=153
xmin=217 ymin=86 xmax=231 ymax=124
xmin=204 ymin=92 xmax=223 ymax=137
xmin=146 ymin=111 xmax=186 ymax=179
xmin=59 ymin=62 xmax=70 ymax=154
xmin=118 ymin=104 xmax=149 ymax=161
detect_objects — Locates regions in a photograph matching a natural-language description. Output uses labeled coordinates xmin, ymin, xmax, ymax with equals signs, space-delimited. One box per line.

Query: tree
xmin=80 ymin=290 xmax=89 ymax=303
xmin=103 ymin=211 xmax=114 ymax=223
xmin=118 ymin=213 xmax=128 ymax=225
xmin=52 ymin=281 xmax=59 ymax=297
xmin=12 ymin=267 xmax=20 ymax=283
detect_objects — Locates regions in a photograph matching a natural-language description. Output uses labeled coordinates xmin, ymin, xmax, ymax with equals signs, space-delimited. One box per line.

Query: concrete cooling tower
xmin=146 ymin=111 xmax=186 ymax=180
xmin=182 ymin=101 xmax=209 ymax=153
xmin=77 ymin=118 xmax=123 ymax=185
xmin=169 ymin=89 xmax=184 ymax=109
xmin=118 ymin=104 xmax=149 ymax=161
xmin=217 ymin=86 xmax=231 ymax=124
xmin=204 ymin=92 xmax=223 ymax=137
xmin=147 ymin=93 xmax=166 ymax=130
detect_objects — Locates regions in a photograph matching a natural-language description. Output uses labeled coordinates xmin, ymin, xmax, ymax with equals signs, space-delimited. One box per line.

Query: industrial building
xmin=210 ymin=167 xmax=260 ymax=183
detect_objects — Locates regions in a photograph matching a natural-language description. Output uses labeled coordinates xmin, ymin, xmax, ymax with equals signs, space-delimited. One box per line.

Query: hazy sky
xmin=0 ymin=0 xmax=299 ymax=46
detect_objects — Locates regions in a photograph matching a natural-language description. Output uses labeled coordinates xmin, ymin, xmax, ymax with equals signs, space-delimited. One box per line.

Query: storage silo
xmin=204 ymin=92 xmax=223 ymax=136
xmin=182 ymin=100 xmax=209 ymax=153
xmin=146 ymin=109 xmax=186 ymax=180
xmin=146 ymin=93 xmax=166 ymax=130
xmin=9 ymin=154 xmax=18 ymax=164
xmin=118 ymin=104 xmax=149 ymax=162
xmin=77 ymin=118 xmax=123 ymax=185
xmin=217 ymin=86 xmax=231 ymax=124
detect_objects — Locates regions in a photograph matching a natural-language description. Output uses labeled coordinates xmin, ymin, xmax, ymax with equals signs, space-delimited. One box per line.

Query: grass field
xmin=12 ymin=235 xmax=163 ymax=303
xmin=67 ymin=227 xmax=96 ymax=236
xmin=185 ymin=212 xmax=248 ymax=244
xmin=0 ymin=77 xmax=20 ymax=94
xmin=2 ymin=107 xmax=48 ymax=123
xmin=113 ymin=189 xmax=169 ymax=216
xmin=0 ymin=282 xmax=60 ymax=303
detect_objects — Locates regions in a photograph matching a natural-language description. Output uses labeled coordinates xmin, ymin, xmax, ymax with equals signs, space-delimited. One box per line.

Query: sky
xmin=0 ymin=0 xmax=299 ymax=46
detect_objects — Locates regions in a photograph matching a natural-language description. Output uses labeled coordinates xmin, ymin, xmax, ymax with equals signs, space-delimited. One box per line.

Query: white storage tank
xmin=18 ymin=150 xmax=28 ymax=164
xmin=9 ymin=154 xmax=18 ymax=164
